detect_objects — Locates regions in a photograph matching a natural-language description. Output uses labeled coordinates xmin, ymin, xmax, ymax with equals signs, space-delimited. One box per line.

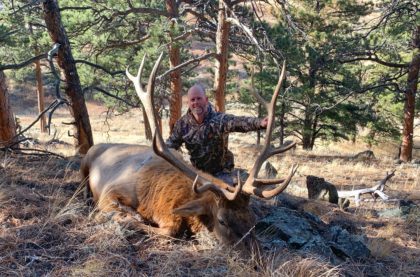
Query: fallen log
xmin=337 ymin=170 xmax=396 ymax=206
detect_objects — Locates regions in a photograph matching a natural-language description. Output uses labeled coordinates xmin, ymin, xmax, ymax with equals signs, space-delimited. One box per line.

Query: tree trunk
xmin=400 ymin=26 xmax=420 ymax=162
xmin=166 ymin=0 xmax=182 ymax=133
xmin=42 ymin=0 xmax=93 ymax=154
xmin=278 ymin=79 xmax=288 ymax=146
xmin=0 ymin=71 xmax=17 ymax=147
xmin=302 ymin=111 xmax=313 ymax=150
xmin=257 ymin=103 xmax=262 ymax=145
xmin=29 ymin=23 xmax=47 ymax=133
xmin=213 ymin=0 xmax=231 ymax=113
xmin=35 ymin=58 xmax=47 ymax=133
xmin=302 ymin=58 xmax=318 ymax=150
xmin=310 ymin=114 xmax=319 ymax=149
xmin=278 ymin=100 xmax=286 ymax=146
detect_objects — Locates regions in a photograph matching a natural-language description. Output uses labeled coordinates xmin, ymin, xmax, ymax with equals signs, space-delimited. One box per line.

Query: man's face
xmin=188 ymin=86 xmax=208 ymax=119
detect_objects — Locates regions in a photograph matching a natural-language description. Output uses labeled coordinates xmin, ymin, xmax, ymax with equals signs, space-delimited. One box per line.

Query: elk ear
xmin=173 ymin=199 xmax=210 ymax=216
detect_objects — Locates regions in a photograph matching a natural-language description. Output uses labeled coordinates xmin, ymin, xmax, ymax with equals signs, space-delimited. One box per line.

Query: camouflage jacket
xmin=166 ymin=104 xmax=263 ymax=175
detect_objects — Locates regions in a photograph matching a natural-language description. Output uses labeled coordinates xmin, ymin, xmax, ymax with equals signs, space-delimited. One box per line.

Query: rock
xmin=306 ymin=176 xmax=350 ymax=210
xmin=326 ymin=226 xmax=370 ymax=261
xmin=353 ymin=150 xmax=375 ymax=160
xmin=306 ymin=176 xmax=339 ymax=204
xmin=378 ymin=200 xmax=419 ymax=219
xmin=260 ymin=161 xmax=277 ymax=178
xmin=411 ymin=159 xmax=420 ymax=165
xmin=255 ymin=206 xmax=370 ymax=263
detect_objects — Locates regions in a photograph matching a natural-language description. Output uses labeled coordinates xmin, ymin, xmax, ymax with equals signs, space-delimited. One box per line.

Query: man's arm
xmin=219 ymin=113 xmax=267 ymax=133
xmin=166 ymin=120 xmax=184 ymax=149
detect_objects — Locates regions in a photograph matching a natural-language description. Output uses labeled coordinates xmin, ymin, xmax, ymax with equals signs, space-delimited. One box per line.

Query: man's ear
xmin=173 ymin=198 xmax=210 ymax=216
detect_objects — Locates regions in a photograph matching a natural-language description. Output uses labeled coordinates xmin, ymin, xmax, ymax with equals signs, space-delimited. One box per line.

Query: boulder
xmin=307 ymin=175 xmax=339 ymax=204
xmin=255 ymin=206 xmax=370 ymax=264
xmin=306 ymin=175 xmax=349 ymax=209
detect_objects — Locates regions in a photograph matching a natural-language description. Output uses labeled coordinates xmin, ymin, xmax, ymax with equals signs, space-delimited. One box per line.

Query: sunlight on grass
xmin=368 ymin=238 xmax=395 ymax=259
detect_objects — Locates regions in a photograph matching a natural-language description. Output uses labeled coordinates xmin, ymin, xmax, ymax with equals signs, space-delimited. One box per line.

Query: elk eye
xmin=218 ymin=218 xmax=227 ymax=226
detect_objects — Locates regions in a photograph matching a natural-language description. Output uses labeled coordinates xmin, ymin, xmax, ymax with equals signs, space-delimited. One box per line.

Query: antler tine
xmin=258 ymin=164 xmax=298 ymax=198
xmin=269 ymin=140 xmax=296 ymax=157
xmin=265 ymin=60 xmax=286 ymax=143
xmin=127 ymin=53 xmax=164 ymax=136
xmin=192 ymin=173 xmax=243 ymax=200
xmin=147 ymin=52 xmax=164 ymax=103
xmin=126 ymin=54 xmax=146 ymax=92
xmin=242 ymin=61 xmax=297 ymax=198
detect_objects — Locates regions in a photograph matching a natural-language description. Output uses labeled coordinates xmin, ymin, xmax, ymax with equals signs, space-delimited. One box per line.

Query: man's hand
xmin=260 ymin=116 xmax=269 ymax=128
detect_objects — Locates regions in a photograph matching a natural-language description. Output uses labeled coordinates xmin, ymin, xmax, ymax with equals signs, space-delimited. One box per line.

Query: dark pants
xmin=214 ymin=168 xmax=249 ymax=186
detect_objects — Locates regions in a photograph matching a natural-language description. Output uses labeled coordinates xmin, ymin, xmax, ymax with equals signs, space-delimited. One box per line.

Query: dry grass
xmin=0 ymin=153 xmax=344 ymax=276
xmin=4 ymin=88 xmax=420 ymax=276
xmin=1 ymin=138 xmax=420 ymax=276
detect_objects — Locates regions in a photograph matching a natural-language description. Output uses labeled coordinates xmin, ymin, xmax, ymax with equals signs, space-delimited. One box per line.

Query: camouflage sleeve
xmin=219 ymin=114 xmax=263 ymax=133
xmin=166 ymin=120 xmax=183 ymax=150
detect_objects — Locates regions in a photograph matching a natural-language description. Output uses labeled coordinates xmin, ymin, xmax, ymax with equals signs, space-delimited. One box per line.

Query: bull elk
xmin=80 ymin=53 xmax=297 ymax=253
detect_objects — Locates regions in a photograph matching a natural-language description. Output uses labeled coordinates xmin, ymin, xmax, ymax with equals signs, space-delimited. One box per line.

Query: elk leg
xmin=114 ymin=214 xmax=178 ymax=237
xmin=100 ymin=199 xmax=178 ymax=237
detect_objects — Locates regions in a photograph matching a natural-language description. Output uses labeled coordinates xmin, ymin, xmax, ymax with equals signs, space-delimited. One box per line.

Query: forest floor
xmin=1 ymin=88 xmax=420 ymax=276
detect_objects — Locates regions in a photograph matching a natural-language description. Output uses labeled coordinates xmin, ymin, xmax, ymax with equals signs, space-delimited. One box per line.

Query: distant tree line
xmin=0 ymin=0 xmax=418 ymax=162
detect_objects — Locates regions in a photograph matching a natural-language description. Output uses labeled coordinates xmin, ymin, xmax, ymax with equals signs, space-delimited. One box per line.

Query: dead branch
xmin=0 ymin=54 xmax=47 ymax=71
xmin=337 ymin=170 xmax=396 ymax=206
xmin=157 ymin=52 xmax=217 ymax=80
xmin=0 ymin=147 xmax=65 ymax=159
xmin=82 ymin=86 xmax=137 ymax=107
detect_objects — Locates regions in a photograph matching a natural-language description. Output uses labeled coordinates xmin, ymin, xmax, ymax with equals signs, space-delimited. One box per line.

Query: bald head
xmin=187 ymin=84 xmax=206 ymax=98
xmin=187 ymin=84 xmax=209 ymax=123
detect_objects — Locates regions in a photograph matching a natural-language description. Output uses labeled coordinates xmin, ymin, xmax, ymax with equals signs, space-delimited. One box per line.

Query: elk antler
xmin=243 ymin=61 xmax=298 ymax=198
xmin=126 ymin=53 xmax=163 ymax=134
xmin=127 ymin=53 xmax=240 ymax=200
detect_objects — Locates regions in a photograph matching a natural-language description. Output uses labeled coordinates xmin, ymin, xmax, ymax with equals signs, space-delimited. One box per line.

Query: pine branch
xmin=0 ymin=54 xmax=47 ymax=70
xmin=74 ymin=60 xmax=125 ymax=76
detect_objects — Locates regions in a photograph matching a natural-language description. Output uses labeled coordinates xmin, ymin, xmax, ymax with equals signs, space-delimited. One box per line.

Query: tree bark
xmin=42 ymin=0 xmax=93 ymax=154
xmin=29 ymin=23 xmax=47 ymax=133
xmin=310 ymin=114 xmax=319 ymax=149
xmin=257 ymin=103 xmax=262 ymax=145
xmin=214 ymin=0 xmax=231 ymax=113
xmin=166 ymin=0 xmax=182 ymax=133
xmin=302 ymin=111 xmax=313 ymax=150
xmin=302 ymin=57 xmax=318 ymax=150
xmin=278 ymin=79 xmax=288 ymax=146
xmin=0 ymin=71 xmax=17 ymax=147
xmin=400 ymin=25 xmax=420 ymax=162
xmin=34 ymin=58 xmax=47 ymax=133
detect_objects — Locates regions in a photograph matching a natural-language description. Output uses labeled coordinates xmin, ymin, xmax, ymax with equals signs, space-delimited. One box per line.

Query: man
xmin=166 ymin=84 xmax=268 ymax=184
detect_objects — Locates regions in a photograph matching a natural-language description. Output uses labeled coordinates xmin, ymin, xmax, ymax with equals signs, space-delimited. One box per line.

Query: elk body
xmin=81 ymin=143 xmax=256 ymax=249
xmin=81 ymin=54 xmax=297 ymax=252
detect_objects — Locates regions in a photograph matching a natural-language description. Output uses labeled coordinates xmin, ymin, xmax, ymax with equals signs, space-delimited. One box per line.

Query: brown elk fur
xmin=81 ymin=143 xmax=257 ymax=250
